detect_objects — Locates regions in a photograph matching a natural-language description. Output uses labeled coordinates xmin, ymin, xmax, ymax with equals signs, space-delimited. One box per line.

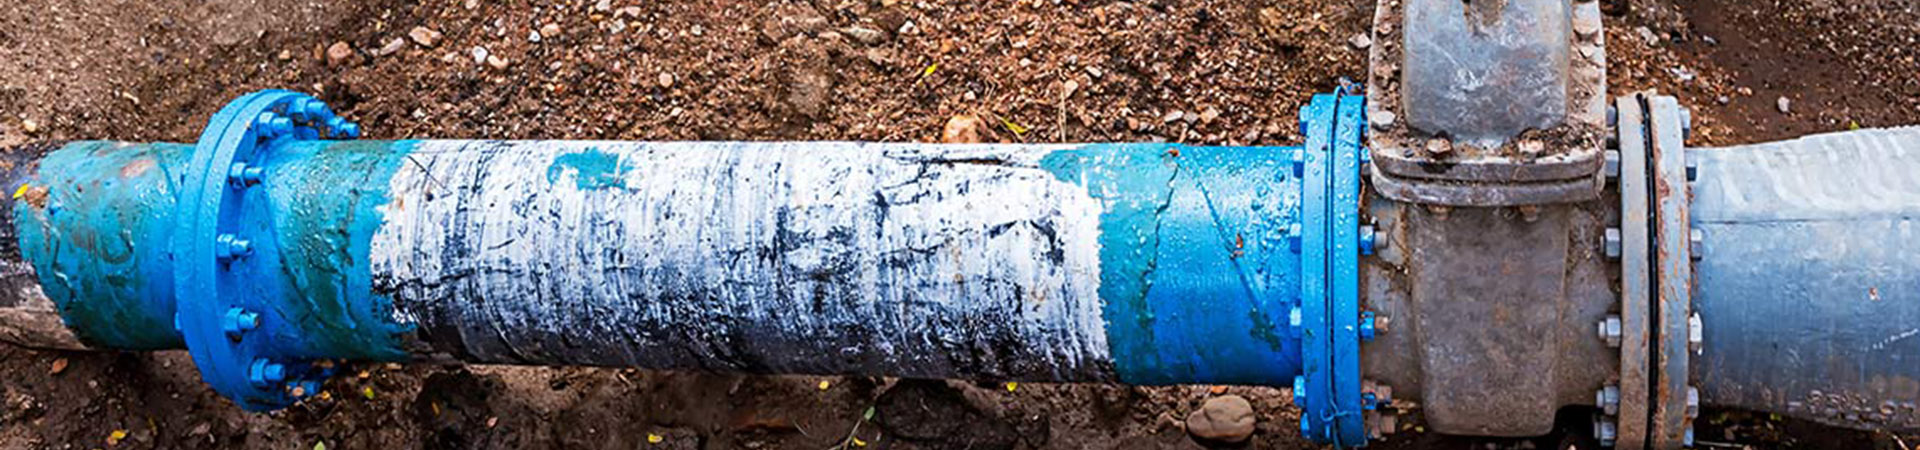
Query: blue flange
xmin=176 ymin=90 xmax=359 ymax=411
xmin=1294 ymin=91 xmax=1372 ymax=446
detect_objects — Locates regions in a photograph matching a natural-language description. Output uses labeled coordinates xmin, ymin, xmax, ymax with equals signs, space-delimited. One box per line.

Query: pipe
xmin=4 ymin=137 xmax=1314 ymax=381
xmin=1689 ymin=126 xmax=1920 ymax=431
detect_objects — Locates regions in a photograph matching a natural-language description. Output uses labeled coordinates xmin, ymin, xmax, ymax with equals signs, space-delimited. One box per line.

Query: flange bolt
xmin=216 ymin=234 xmax=253 ymax=260
xmin=1598 ymin=315 xmax=1622 ymax=348
xmin=249 ymin=359 xmax=287 ymax=388
xmin=221 ymin=308 xmax=261 ymax=340
xmin=228 ymin=162 xmax=265 ymax=186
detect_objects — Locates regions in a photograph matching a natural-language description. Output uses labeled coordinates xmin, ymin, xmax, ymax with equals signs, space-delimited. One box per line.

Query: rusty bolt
xmin=1598 ymin=315 xmax=1622 ymax=348
xmin=1373 ymin=315 xmax=1391 ymax=336
xmin=1689 ymin=228 xmax=1705 ymax=260
xmin=1688 ymin=313 xmax=1704 ymax=354
xmin=1686 ymin=386 xmax=1700 ymax=419
xmin=1603 ymin=228 xmax=1622 ymax=260
xmin=1596 ymin=384 xmax=1621 ymax=416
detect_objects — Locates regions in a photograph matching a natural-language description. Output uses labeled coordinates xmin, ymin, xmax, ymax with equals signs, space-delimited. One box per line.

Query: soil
xmin=0 ymin=0 xmax=1916 ymax=448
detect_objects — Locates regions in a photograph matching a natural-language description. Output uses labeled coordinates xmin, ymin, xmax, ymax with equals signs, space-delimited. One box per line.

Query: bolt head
xmin=1689 ymin=228 xmax=1705 ymax=260
xmin=1598 ymin=315 xmax=1622 ymax=348
xmin=1358 ymin=225 xmax=1377 ymax=256
xmin=1688 ymin=313 xmax=1704 ymax=354
xmin=1594 ymin=415 xmax=1618 ymax=445
xmin=1597 ymin=385 xmax=1621 ymax=416
xmin=1603 ymin=150 xmax=1621 ymax=179
xmin=1603 ymin=228 xmax=1623 ymax=260
xmin=1686 ymin=386 xmax=1700 ymax=419
xmin=1292 ymin=375 xmax=1308 ymax=407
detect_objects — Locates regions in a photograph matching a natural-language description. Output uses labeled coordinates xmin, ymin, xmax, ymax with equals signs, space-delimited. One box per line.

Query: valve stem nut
xmin=1598 ymin=315 xmax=1622 ymax=348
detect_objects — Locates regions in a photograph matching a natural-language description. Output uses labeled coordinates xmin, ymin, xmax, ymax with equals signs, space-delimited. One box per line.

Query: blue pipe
xmin=7 ymin=92 xmax=1376 ymax=440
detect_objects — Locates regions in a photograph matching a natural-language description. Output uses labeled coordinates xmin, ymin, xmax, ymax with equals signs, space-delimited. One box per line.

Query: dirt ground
xmin=0 ymin=0 xmax=1916 ymax=448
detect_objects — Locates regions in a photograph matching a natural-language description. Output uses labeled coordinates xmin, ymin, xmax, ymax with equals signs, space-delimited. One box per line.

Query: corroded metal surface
xmin=1612 ymin=95 xmax=1652 ymax=450
xmin=1645 ymin=95 xmax=1694 ymax=449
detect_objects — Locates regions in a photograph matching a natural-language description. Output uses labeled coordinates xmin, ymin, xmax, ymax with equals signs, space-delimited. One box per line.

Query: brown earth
xmin=0 ymin=0 xmax=1916 ymax=448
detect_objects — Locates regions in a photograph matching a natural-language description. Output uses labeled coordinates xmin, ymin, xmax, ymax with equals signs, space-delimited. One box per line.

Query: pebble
xmin=376 ymin=37 xmax=408 ymax=56
xmin=1186 ymin=395 xmax=1256 ymax=443
xmin=1716 ymin=95 xmax=1730 ymax=105
xmin=1426 ymin=137 xmax=1453 ymax=155
xmin=941 ymin=114 xmax=986 ymax=144
xmin=20 ymin=119 xmax=38 ymax=135
xmin=410 ymin=27 xmax=443 ymax=48
xmin=541 ymin=23 xmax=563 ymax=40
xmin=1371 ymin=110 xmax=1397 ymax=129
xmin=486 ymin=55 xmax=510 ymax=70
xmin=471 ymin=46 xmax=490 ymax=65
xmin=1518 ymin=139 xmax=1545 ymax=155
xmin=1777 ymin=96 xmax=1792 ymax=114
xmin=1198 ymin=106 xmax=1221 ymax=124
xmin=326 ymin=41 xmax=354 ymax=66
xmin=1349 ymin=33 xmax=1372 ymax=50
xmin=657 ymin=72 xmax=675 ymax=88
xmin=615 ymin=6 xmax=643 ymax=18
xmin=842 ymin=26 xmax=886 ymax=45
xmin=528 ymin=30 xmax=542 ymax=43
xmin=1162 ymin=110 xmax=1185 ymax=124
xmin=277 ymin=49 xmax=293 ymax=61
xmin=1086 ymin=66 xmax=1104 ymax=79
xmin=593 ymin=0 xmax=612 ymax=12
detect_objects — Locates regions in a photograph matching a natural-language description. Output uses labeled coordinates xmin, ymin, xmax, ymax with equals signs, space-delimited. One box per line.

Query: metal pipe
xmin=6 ymin=138 xmax=1314 ymax=382
xmin=1689 ymin=126 xmax=1920 ymax=431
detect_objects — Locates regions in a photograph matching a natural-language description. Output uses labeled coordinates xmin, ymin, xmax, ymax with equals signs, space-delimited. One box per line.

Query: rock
xmin=593 ymin=0 xmax=612 ymax=12
xmin=528 ymin=30 xmax=542 ymax=43
xmin=486 ymin=55 xmax=510 ymax=70
xmin=1776 ymin=96 xmax=1792 ymax=114
xmin=1716 ymin=95 xmax=1730 ymax=105
xmin=1185 ymin=395 xmax=1256 ymax=443
xmin=376 ymin=37 xmax=408 ymax=56
xmin=1426 ymin=137 xmax=1452 ymax=155
xmin=1198 ymin=106 xmax=1221 ymax=124
xmin=1162 ymin=110 xmax=1185 ymax=123
xmin=471 ymin=46 xmax=490 ymax=65
xmin=277 ymin=49 xmax=293 ymax=61
xmin=409 ymin=27 xmax=443 ymax=48
xmin=841 ymin=26 xmax=887 ymax=45
xmin=657 ymin=72 xmax=675 ymax=88
xmin=1349 ymin=33 xmax=1372 ymax=49
xmin=541 ymin=23 xmax=563 ymax=41
xmin=615 ymin=6 xmax=643 ymax=18
xmin=20 ymin=119 xmax=38 ymax=135
xmin=326 ymin=41 xmax=355 ymax=66
xmin=1370 ymin=110 xmax=1397 ymax=129
xmin=942 ymin=114 xmax=986 ymax=143
xmin=1518 ymin=139 xmax=1545 ymax=155
xmin=1086 ymin=66 xmax=1104 ymax=79
xmin=875 ymin=380 xmax=1018 ymax=450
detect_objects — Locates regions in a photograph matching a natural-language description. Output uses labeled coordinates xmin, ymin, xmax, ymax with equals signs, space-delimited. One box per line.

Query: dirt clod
xmin=1186 ymin=395 xmax=1257 ymax=443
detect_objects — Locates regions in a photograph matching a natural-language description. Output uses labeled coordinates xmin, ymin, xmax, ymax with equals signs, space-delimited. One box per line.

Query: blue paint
xmin=547 ymin=147 xmax=632 ymax=189
xmin=1292 ymin=92 xmax=1372 ymax=446
xmin=173 ymin=91 xmax=384 ymax=411
xmin=1039 ymin=143 xmax=1306 ymax=386
xmin=14 ymin=141 xmax=190 ymax=349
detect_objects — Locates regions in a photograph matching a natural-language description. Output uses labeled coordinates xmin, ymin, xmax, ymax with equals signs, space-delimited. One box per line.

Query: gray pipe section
xmin=1691 ymin=127 xmax=1920 ymax=431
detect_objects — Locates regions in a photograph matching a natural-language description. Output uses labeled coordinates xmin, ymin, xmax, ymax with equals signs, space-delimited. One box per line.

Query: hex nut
xmin=1596 ymin=385 xmax=1621 ymax=416
xmin=1688 ymin=313 xmax=1704 ymax=354
xmin=1686 ymin=386 xmax=1700 ymax=419
xmin=1604 ymin=149 xmax=1621 ymax=179
xmin=1598 ymin=315 xmax=1623 ymax=348
xmin=1689 ymin=228 xmax=1705 ymax=260
xmin=1604 ymin=228 xmax=1623 ymax=260
xmin=1594 ymin=415 xmax=1618 ymax=446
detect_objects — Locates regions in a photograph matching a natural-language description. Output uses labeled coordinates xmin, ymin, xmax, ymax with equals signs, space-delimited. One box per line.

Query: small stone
xmin=409 ymin=27 xmax=443 ymax=48
xmin=1716 ymin=95 xmax=1730 ymax=105
xmin=277 ymin=49 xmax=293 ymax=61
xmin=376 ymin=37 xmax=408 ymax=56
xmin=1198 ymin=106 xmax=1221 ymax=124
xmin=841 ymin=26 xmax=886 ymax=45
xmin=1086 ymin=66 xmax=1104 ymax=79
xmin=471 ymin=46 xmax=490 ymax=65
xmin=942 ymin=114 xmax=986 ymax=144
xmin=528 ymin=30 xmax=542 ymax=43
xmin=1348 ymin=33 xmax=1372 ymax=49
xmin=486 ymin=55 xmax=510 ymax=70
xmin=1776 ymin=96 xmax=1792 ymax=114
xmin=541 ymin=23 xmax=563 ymax=40
xmin=20 ymin=119 xmax=38 ymax=135
xmin=1185 ymin=395 xmax=1256 ymax=443
xmin=1162 ymin=110 xmax=1185 ymax=124
xmin=615 ymin=6 xmax=643 ymax=18
xmin=1518 ymin=140 xmax=1545 ymax=155
xmin=593 ymin=0 xmax=612 ymax=12
xmin=1426 ymin=137 xmax=1453 ymax=155
xmin=1061 ymin=79 xmax=1080 ymax=99
xmin=326 ymin=41 xmax=355 ymax=66
xmin=657 ymin=72 xmax=675 ymax=88
xmin=1370 ymin=110 xmax=1397 ymax=129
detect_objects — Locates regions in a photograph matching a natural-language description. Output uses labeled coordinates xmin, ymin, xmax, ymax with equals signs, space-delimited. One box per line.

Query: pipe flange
xmin=175 ymin=90 xmax=359 ymax=411
xmin=1294 ymin=91 xmax=1375 ymax=446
